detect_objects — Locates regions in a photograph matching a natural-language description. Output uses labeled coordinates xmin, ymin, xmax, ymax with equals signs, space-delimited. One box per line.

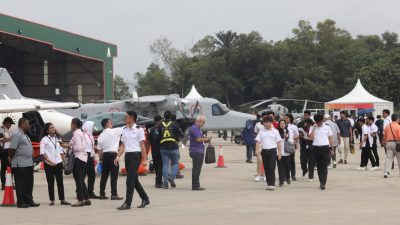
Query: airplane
xmin=58 ymin=92 xmax=189 ymax=121
xmin=0 ymin=67 xmax=80 ymax=141
xmin=176 ymin=85 xmax=256 ymax=131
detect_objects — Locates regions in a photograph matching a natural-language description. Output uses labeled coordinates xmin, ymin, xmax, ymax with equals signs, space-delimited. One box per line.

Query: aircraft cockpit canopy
xmin=212 ymin=102 xmax=230 ymax=116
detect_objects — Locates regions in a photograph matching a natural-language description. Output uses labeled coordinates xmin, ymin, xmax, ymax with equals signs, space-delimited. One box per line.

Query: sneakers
xmin=168 ymin=178 xmax=176 ymax=188
xmin=254 ymin=176 xmax=261 ymax=182
xmin=328 ymin=165 xmax=332 ymax=169
xmin=384 ymin=172 xmax=390 ymax=178
xmin=338 ymin=159 xmax=344 ymax=164
xmin=369 ymin=166 xmax=379 ymax=171
xmin=333 ymin=161 xmax=337 ymax=168
xmin=308 ymin=179 xmax=313 ymax=182
xmin=266 ymin=186 xmax=275 ymax=191
xmin=263 ymin=176 xmax=266 ymax=182
xmin=356 ymin=167 xmax=367 ymax=170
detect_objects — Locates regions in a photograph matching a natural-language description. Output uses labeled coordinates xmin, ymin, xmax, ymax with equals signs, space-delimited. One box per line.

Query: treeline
xmin=134 ymin=19 xmax=400 ymax=110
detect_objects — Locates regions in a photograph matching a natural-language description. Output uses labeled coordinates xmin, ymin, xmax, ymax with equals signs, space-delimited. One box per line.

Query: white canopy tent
xmin=325 ymin=79 xmax=393 ymax=116
xmin=185 ymin=85 xmax=203 ymax=99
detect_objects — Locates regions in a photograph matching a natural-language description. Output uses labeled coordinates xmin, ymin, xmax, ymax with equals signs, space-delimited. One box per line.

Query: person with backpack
xmin=160 ymin=111 xmax=184 ymax=189
xmin=147 ymin=115 xmax=163 ymax=188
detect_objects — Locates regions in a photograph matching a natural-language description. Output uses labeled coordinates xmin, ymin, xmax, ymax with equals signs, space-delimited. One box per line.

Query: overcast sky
xmin=2 ymin=0 xmax=400 ymax=86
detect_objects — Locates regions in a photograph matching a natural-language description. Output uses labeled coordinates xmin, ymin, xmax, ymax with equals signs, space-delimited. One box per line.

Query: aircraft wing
xmin=0 ymin=102 xmax=80 ymax=113
xmin=125 ymin=95 xmax=167 ymax=104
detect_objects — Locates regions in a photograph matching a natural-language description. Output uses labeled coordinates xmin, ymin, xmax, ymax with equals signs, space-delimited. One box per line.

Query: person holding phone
xmin=39 ymin=123 xmax=70 ymax=206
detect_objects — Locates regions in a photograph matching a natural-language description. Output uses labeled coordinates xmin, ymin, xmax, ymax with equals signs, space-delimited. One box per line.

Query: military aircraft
xmin=176 ymin=85 xmax=256 ymax=131
xmin=243 ymin=97 xmax=324 ymax=119
xmin=0 ymin=68 xmax=80 ymax=140
xmin=58 ymin=92 xmax=189 ymax=121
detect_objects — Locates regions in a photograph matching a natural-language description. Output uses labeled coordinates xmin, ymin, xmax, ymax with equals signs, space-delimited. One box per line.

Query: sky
xmin=2 ymin=0 xmax=400 ymax=87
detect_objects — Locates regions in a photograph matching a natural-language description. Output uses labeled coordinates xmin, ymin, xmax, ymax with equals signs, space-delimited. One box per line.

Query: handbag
xmin=205 ymin=143 xmax=216 ymax=164
xmin=63 ymin=147 xmax=75 ymax=175
xmin=284 ymin=140 xmax=295 ymax=154
xmin=389 ymin=124 xmax=400 ymax=152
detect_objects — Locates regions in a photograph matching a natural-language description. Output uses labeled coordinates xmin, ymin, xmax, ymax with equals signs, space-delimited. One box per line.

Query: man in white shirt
xmin=367 ymin=116 xmax=380 ymax=168
xmin=382 ymin=109 xmax=394 ymax=170
xmin=82 ymin=121 xmax=99 ymax=199
xmin=255 ymin=117 xmax=282 ymax=191
xmin=323 ymin=114 xmax=341 ymax=168
xmin=309 ymin=114 xmax=334 ymax=190
xmin=114 ymin=111 xmax=150 ymax=210
xmin=0 ymin=117 xmax=14 ymax=190
xmin=97 ymin=119 xmax=124 ymax=200
xmin=357 ymin=117 xmax=377 ymax=171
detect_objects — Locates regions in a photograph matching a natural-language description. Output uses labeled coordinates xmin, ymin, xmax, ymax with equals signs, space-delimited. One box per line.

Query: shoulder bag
xmin=205 ymin=143 xmax=216 ymax=164
xmin=389 ymin=124 xmax=400 ymax=152
xmin=63 ymin=147 xmax=75 ymax=175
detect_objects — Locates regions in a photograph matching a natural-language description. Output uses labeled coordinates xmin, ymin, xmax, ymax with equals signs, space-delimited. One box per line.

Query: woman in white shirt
xmin=82 ymin=121 xmax=99 ymax=199
xmin=40 ymin=123 xmax=70 ymax=206
xmin=277 ymin=120 xmax=291 ymax=187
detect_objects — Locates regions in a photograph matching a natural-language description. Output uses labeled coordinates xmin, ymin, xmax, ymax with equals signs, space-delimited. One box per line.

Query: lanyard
xmin=47 ymin=135 xmax=57 ymax=149
xmin=85 ymin=132 xmax=94 ymax=147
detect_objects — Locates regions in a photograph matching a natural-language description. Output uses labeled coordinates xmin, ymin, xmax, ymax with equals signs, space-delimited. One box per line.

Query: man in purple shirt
xmin=189 ymin=116 xmax=211 ymax=191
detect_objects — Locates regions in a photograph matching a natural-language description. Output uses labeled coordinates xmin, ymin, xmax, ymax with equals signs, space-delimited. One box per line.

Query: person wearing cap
xmin=309 ymin=114 xmax=334 ymax=190
xmin=323 ymin=114 xmax=341 ymax=169
xmin=0 ymin=117 xmax=15 ymax=190
xmin=160 ymin=111 xmax=184 ymax=189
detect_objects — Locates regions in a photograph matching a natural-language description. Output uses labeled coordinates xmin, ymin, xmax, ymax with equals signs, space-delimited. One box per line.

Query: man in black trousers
xmin=9 ymin=118 xmax=40 ymax=208
xmin=148 ymin=115 xmax=163 ymax=188
xmin=114 ymin=111 xmax=150 ymax=210
xmin=309 ymin=114 xmax=334 ymax=190
xmin=97 ymin=119 xmax=124 ymax=200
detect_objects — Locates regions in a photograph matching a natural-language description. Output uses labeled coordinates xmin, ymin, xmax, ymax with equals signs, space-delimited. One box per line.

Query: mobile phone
xmin=0 ymin=133 xmax=4 ymax=139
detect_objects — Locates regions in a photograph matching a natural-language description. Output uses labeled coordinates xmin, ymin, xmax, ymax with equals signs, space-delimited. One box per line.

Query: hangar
xmin=0 ymin=13 xmax=117 ymax=103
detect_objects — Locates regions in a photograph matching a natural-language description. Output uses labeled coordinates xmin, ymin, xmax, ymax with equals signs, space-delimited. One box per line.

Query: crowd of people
xmin=242 ymin=109 xmax=400 ymax=191
xmin=0 ymin=107 xmax=398 ymax=208
xmin=0 ymin=110 xmax=209 ymax=209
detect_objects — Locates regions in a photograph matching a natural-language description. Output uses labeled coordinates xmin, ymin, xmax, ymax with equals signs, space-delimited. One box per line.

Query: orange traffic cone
xmin=216 ymin=145 xmax=226 ymax=168
xmin=120 ymin=167 xmax=127 ymax=176
xmin=178 ymin=162 xmax=186 ymax=170
xmin=2 ymin=167 xmax=15 ymax=207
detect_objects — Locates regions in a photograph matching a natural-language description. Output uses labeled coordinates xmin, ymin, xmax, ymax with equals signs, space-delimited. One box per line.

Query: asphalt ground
xmin=1 ymin=135 xmax=399 ymax=225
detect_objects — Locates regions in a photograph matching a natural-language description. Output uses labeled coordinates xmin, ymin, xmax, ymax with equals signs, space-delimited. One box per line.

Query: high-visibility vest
xmin=160 ymin=121 xmax=177 ymax=144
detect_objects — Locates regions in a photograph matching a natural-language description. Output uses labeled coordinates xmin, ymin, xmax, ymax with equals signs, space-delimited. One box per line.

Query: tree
xmin=135 ymin=63 xmax=172 ymax=96
xmin=114 ymin=75 xmax=131 ymax=100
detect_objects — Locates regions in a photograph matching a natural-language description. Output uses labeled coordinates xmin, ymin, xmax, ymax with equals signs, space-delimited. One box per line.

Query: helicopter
xmin=242 ymin=97 xmax=325 ymax=118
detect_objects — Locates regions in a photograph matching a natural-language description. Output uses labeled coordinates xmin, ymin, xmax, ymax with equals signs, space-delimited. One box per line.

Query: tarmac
xmin=1 ymin=135 xmax=400 ymax=225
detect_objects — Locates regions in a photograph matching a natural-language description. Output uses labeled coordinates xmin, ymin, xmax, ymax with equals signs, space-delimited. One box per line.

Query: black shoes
xmin=61 ymin=200 xmax=71 ymax=205
xmin=292 ymin=177 xmax=296 ymax=181
xmin=84 ymin=200 xmax=91 ymax=206
xmin=320 ymin=185 xmax=326 ymax=190
xmin=28 ymin=201 xmax=40 ymax=207
xmin=71 ymin=201 xmax=85 ymax=207
xmin=246 ymin=160 xmax=253 ymax=163
xmin=111 ymin=195 xmax=124 ymax=200
xmin=99 ymin=195 xmax=109 ymax=200
xmin=137 ymin=199 xmax=150 ymax=208
xmin=163 ymin=183 xmax=168 ymax=189
xmin=17 ymin=203 xmax=29 ymax=208
xmin=168 ymin=178 xmax=176 ymax=188
xmin=89 ymin=194 xmax=100 ymax=199
xmin=117 ymin=202 xmax=131 ymax=210
xmin=192 ymin=187 xmax=206 ymax=191
xmin=155 ymin=183 xmax=163 ymax=189
xmin=176 ymin=173 xmax=184 ymax=179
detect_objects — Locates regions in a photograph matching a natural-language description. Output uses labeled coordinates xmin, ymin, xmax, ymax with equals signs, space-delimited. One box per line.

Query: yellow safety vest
xmin=160 ymin=121 xmax=177 ymax=144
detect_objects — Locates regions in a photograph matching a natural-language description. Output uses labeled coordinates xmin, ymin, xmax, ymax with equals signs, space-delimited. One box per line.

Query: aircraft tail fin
xmin=302 ymin=99 xmax=308 ymax=113
xmin=0 ymin=68 xmax=23 ymax=99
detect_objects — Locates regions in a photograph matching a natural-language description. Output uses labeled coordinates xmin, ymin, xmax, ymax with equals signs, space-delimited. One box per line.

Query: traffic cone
xmin=2 ymin=167 xmax=15 ymax=207
xmin=120 ymin=167 xmax=127 ymax=176
xmin=215 ymin=145 xmax=226 ymax=168
xmin=179 ymin=162 xmax=186 ymax=170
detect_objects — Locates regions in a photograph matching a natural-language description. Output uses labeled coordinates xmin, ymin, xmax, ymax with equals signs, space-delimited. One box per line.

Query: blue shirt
xmin=189 ymin=124 xmax=205 ymax=153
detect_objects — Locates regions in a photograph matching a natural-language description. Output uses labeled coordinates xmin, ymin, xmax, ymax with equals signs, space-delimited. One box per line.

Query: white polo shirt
xmin=255 ymin=127 xmax=282 ymax=150
xmin=121 ymin=124 xmax=146 ymax=152
xmin=254 ymin=122 xmax=264 ymax=134
xmin=287 ymin=124 xmax=299 ymax=141
xmin=0 ymin=127 xmax=11 ymax=149
xmin=309 ymin=124 xmax=333 ymax=146
xmin=97 ymin=127 xmax=123 ymax=153
xmin=40 ymin=135 xmax=63 ymax=165
xmin=361 ymin=124 xmax=371 ymax=148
